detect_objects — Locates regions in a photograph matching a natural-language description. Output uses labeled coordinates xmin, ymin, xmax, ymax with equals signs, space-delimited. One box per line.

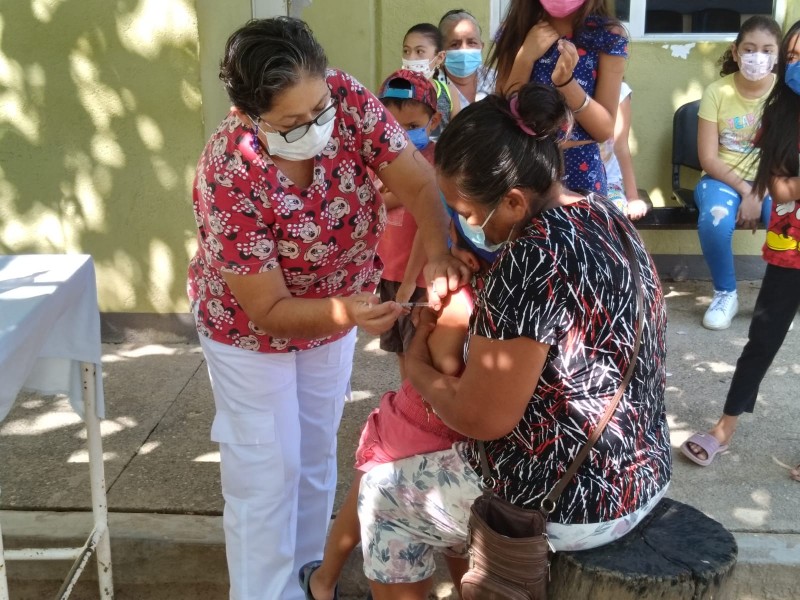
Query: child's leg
xmin=444 ymin=555 xmax=469 ymax=595
xmin=722 ymin=264 xmax=800 ymax=416
xmin=695 ymin=176 xmax=740 ymax=292
xmin=310 ymin=471 xmax=365 ymax=600
xmin=684 ymin=264 xmax=800 ymax=462
xmin=396 ymin=353 xmax=407 ymax=381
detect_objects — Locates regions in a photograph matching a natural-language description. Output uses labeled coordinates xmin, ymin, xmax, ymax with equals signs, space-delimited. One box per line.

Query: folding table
xmin=0 ymin=254 xmax=113 ymax=599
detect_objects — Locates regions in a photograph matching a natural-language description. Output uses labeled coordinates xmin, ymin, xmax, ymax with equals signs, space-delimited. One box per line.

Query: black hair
xmin=718 ymin=15 xmax=781 ymax=76
xmin=752 ymin=20 xmax=800 ymax=199
xmin=219 ymin=17 xmax=327 ymax=116
xmin=381 ymin=97 xmax=436 ymax=118
xmin=435 ymin=82 xmax=570 ymax=208
xmin=488 ymin=0 xmax=615 ymax=85
xmin=405 ymin=22 xmax=443 ymax=52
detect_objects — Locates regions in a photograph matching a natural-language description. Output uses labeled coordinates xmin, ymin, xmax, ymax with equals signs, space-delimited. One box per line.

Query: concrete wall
xmin=0 ymin=0 xmax=204 ymax=313
xmin=2 ymin=2 xmax=799 ymax=317
xmin=303 ymin=0 xmax=491 ymax=91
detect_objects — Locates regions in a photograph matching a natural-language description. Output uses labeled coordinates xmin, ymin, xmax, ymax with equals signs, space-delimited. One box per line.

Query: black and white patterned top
xmin=463 ymin=195 xmax=671 ymax=524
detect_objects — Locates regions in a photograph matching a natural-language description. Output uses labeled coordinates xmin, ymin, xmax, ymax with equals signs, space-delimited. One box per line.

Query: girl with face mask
xmin=400 ymin=22 xmax=462 ymax=135
xmin=489 ymin=0 xmax=628 ymax=197
xmin=682 ymin=20 xmax=800 ymax=484
xmin=437 ymin=10 xmax=497 ymax=109
xmin=693 ymin=15 xmax=781 ymax=332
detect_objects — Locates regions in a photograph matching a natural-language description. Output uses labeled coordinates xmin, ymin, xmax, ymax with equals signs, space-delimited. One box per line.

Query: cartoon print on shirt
xmin=356 ymin=182 xmax=374 ymax=206
xmin=214 ymin=173 xmax=234 ymax=187
xmin=236 ymin=335 xmax=260 ymax=351
xmin=766 ymin=201 xmax=800 ymax=252
xmin=188 ymin=69 xmax=406 ymax=353
xmin=277 ymin=239 xmax=301 ymax=259
xmin=326 ymin=196 xmax=351 ymax=221
xmin=333 ymin=160 xmax=359 ymax=194
xmin=208 ymin=278 xmax=225 ymax=297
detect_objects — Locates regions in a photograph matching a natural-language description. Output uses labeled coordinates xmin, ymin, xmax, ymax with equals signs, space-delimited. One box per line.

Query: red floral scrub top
xmin=188 ymin=69 xmax=408 ymax=353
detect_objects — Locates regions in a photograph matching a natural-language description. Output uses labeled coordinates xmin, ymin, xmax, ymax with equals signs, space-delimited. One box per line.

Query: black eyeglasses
xmin=259 ymin=100 xmax=337 ymax=144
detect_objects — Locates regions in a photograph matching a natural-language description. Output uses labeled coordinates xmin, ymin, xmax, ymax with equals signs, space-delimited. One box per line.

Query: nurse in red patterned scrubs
xmin=186 ymin=17 xmax=469 ymax=600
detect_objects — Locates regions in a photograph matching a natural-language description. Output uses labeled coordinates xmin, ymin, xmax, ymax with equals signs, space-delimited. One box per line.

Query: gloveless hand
xmin=551 ymin=39 xmax=578 ymax=87
xmin=423 ymin=254 xmax=472 ymax=310
xmin=737 ymin=189 xmax=762 ymax=233
xmin=523 ymin=20 xmax=561 ymax=63
xmin=344 ymin=293 xmax=404 ymax=335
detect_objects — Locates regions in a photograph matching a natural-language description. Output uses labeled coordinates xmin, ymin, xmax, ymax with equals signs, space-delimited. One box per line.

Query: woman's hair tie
xmin=509 ymin=95 xmax=539 ymax=137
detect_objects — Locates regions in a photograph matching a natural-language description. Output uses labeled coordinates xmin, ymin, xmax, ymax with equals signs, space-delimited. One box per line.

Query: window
xmin=615 ymin=0 xmax=784 ymax=38
xmin=490 ymin=0 xmax=786 ymax=41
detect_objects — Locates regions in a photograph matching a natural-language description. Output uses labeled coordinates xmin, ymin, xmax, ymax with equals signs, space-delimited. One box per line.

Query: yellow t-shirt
xmin=697 ymin=72 xmax=775 ymax=180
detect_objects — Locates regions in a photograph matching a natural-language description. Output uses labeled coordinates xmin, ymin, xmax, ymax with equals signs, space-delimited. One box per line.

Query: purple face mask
xmin=540 ymin=0 xmax=586 ymax=18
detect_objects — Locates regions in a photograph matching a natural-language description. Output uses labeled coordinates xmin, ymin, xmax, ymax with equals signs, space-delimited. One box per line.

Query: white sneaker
xmin=702 ymin=291 xmax=739 ymax=330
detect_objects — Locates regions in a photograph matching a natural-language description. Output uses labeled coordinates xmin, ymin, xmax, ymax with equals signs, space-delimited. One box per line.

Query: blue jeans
xmin=695 ymin=175 xmax=772 ymax=292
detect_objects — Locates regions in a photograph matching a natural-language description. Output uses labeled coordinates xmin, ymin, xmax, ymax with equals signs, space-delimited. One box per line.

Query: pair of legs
xmin=200 ymin=331 xmax=356 ymax=600
xmin=357 ymin=445 xmax=667 ymax=599
xmin=306 ymin=470 xmax=469 ymax=600
xmin=695 ymin=176 xmax=772 ymax=293
xmin=683 ymin=264 xmax=800 ymax=467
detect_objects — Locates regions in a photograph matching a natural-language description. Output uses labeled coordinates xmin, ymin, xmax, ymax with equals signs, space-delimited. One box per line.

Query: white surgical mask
xmin=260 ymin=117 xmax=334 ymax=161
xmin=402 ymin=57 xmax=437 ymax=79
xmin=739 ymin=52 xmax=776 ymax=82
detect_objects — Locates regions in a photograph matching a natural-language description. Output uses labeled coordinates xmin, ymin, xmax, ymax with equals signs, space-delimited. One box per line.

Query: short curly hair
xmin=219 ymin=17 xmax=327 ymax=117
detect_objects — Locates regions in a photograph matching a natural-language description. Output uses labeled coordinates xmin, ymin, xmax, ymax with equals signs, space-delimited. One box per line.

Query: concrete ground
xmin=0 ymin=280 xmax=798 ymax=599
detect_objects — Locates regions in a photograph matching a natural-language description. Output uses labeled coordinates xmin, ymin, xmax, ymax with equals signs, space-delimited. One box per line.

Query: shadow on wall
xmin=0 ymin=0 xmax=203 ymax=313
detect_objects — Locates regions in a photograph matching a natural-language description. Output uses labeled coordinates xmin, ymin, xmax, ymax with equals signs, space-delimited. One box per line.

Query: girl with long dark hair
xmin=488 ymin=0 xmax=628 ymax=196
xmin=682 ymin=21 xmax=800 ymax=481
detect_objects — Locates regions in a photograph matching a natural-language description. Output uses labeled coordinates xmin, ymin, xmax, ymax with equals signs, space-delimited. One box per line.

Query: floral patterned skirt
xmin=357 ymin=443 xmax=669 ymax=583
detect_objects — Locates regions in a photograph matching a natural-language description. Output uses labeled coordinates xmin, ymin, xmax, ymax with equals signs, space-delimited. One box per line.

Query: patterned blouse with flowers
xmin=188 ymin=69 xmax=408 ymax=353
xmin=464 ymin=195 xmax=671 ymax=524
xmin=530 ymin=16 xmax=629 ymax=195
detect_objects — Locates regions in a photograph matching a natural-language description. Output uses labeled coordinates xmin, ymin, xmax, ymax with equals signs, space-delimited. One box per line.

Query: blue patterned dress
xmin=530 ymin=16 xmax=629 ymax=196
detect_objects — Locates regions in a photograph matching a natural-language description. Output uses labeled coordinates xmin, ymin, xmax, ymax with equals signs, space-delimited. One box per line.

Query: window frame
xmin=489 ymin=0 xmax=788 ymax=42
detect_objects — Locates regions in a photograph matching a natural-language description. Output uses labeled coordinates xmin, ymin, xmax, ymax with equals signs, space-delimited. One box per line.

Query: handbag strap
xmin=478 ymin=213 xmax=646 ymax=515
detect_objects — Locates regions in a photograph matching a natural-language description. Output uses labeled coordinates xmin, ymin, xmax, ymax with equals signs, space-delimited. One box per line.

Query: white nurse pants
xmin=200 ymin=330 xmax=356 ymax=600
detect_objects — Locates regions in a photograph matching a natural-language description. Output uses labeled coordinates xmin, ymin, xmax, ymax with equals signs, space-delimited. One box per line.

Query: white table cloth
xmin=0 ymin=254 xmax=105 ymax=422
xmin=0 ymin=254 xmax=113 ymax=598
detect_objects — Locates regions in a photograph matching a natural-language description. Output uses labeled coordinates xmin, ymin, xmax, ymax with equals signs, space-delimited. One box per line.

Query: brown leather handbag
xmin=460 ymin=216 xmax=645 ymax=600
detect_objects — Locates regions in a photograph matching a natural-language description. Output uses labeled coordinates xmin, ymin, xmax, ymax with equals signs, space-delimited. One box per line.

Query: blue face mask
xmin=786 ymin=61 xmax=800 ymax=95
xmin=407 ymin=121 xmax=431 ymax=150
xmin=445 ymin=49 xmax=483 ymax=78
xmin=442 ymin=195 xmax=505 ymax=263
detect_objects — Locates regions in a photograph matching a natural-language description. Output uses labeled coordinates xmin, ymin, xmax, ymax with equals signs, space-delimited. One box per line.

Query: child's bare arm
xmin=396 ymin=230 xmax=427 ymax=304
xmin=614 ymin=95 xmax=638 ymax=199
xmin=427 ymin=287 xmax=472 ymax=377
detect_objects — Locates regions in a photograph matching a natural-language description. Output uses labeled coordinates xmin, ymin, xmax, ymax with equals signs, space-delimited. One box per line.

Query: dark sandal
xmin=298 ymin=560 xmax=339 ymax=600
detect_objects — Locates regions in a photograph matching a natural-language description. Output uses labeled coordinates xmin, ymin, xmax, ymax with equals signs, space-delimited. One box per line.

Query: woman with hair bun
xmin=356 ymin=82 xmax=671 ymax=599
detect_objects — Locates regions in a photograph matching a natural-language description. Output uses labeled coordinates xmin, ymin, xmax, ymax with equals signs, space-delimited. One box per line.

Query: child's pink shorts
xmin=354 ymin=380 xmax=466 ymax=472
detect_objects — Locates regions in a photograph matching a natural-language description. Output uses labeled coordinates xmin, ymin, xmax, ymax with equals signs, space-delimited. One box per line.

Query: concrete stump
xmin=548 ymin=498 xmax=737 ymax=599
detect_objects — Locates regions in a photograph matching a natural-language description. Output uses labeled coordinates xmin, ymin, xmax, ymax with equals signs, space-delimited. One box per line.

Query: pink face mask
xmin=540 ymin=0 xmax=586 ymax=18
